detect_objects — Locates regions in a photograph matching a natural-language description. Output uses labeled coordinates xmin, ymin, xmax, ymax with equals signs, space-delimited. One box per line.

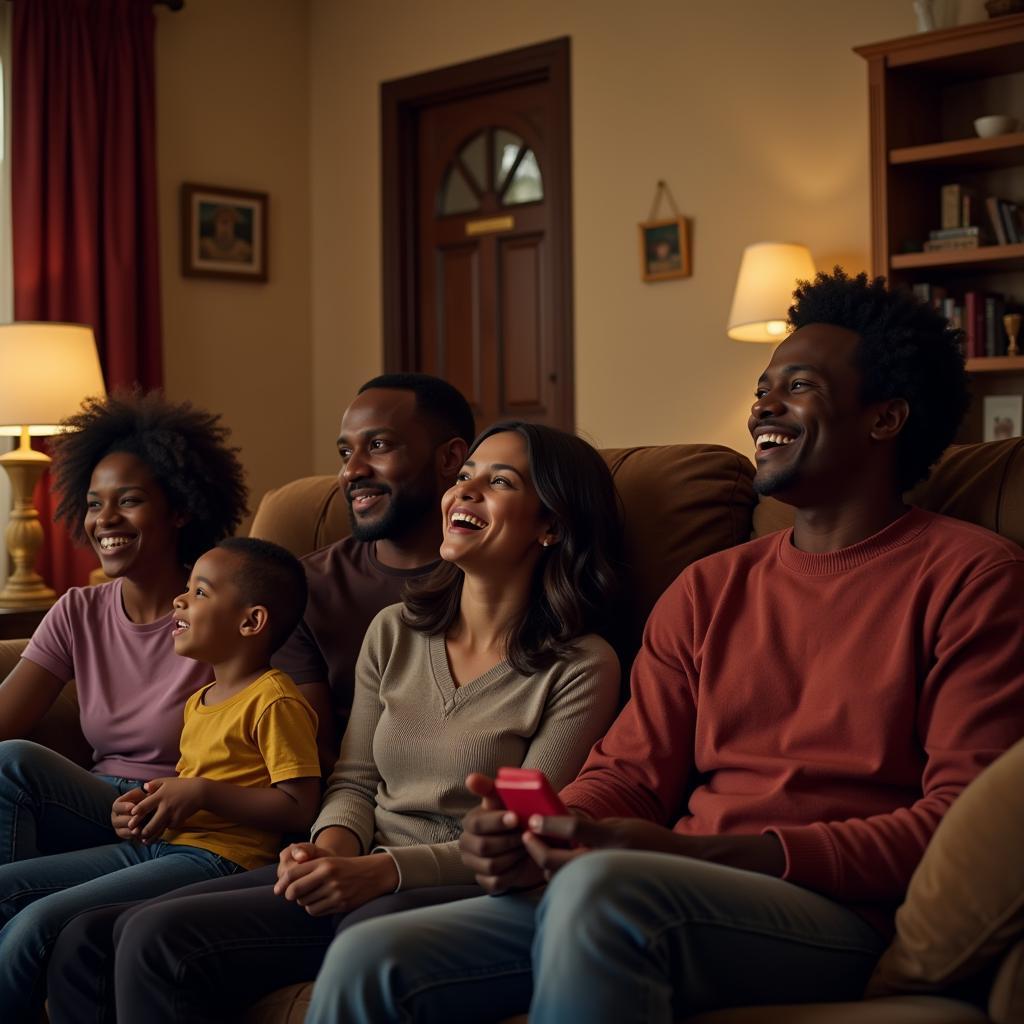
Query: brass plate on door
xmin=465 ymin=215 xmax=515 ymax=236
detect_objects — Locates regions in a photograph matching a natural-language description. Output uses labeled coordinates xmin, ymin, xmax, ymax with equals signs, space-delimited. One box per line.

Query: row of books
xmin=911 ymin=283 xmax=1014 ymax=358
xmin=929 ymin=183 xmax=1023 ymax=250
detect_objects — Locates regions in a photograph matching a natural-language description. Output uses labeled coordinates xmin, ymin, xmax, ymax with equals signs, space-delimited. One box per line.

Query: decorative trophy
xmin=1003 ymin=313 xmax=1021 ymax=358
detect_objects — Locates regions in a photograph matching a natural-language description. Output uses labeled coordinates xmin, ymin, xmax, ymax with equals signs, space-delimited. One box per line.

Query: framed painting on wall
xmin=639 ymin=217 xmax=690 ymax=282
xmin=181 ymin=183 xmax=268 ymax=282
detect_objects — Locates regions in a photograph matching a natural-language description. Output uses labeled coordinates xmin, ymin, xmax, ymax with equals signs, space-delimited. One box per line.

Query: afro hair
xmin=788 ymin=267 xmax=969 ymax=491
xmin=50 ymin=390 xmax=248 ymax=565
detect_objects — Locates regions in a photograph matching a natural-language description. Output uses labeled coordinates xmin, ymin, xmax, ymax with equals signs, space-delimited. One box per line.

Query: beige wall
xmin=308 ymin=0 xmax=920 ymax=470
xmin=155 ymin=0 xmax=312 ymax=519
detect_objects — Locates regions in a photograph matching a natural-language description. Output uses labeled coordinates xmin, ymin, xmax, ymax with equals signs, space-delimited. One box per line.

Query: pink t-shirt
xmin=22 ymin=580 xmax=211 ymax=780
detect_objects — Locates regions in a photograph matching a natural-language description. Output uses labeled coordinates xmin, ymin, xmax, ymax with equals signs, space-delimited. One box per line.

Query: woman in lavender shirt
xmin=0 ymin=392 xmax=247 ymax=870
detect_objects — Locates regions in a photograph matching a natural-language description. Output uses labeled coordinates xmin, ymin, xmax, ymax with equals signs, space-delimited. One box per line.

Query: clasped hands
xmin=457 ymin=772 xmax=682 ymax=894
xmin=272 ymin=840 xmax=399 ymax=917
xmin=111 ymin=777 xmax=206 ymax=843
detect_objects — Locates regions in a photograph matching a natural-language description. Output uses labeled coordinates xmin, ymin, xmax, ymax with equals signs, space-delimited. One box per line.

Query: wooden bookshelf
xmin=966 ymin=355 xmax=1024 ymax=372
xmin=891 ymin=132 xmax=1024 ymax=168
xmin=856 ymin=16 xmax=1024 ymax=441
xmin=890 ymin=243 xmax=1024 ymax=271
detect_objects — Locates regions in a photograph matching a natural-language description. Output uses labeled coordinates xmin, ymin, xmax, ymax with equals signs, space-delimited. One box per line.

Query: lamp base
xmin=0 ymin=437 xmax=57 ymax=610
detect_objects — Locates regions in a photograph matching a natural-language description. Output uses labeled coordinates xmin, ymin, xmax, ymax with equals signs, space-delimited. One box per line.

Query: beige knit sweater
xmin=311 ymin=603 xmax=620 ymax=889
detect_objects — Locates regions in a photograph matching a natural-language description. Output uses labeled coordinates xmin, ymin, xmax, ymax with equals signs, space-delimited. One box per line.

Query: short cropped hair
xmin=216 ymin=537 xmax=308 ymax=653
xmin=51 ymin=390 xmax=248 ymax=565
xmin=788 ymin=268 xmax=969 ymax=491
xmin=358 ymin=373 xmax=475 ymax=447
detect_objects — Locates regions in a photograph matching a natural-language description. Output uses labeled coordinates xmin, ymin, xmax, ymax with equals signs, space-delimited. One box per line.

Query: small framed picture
xmin=983 ymin=394 xmax=1023 ymax=442
xmin=638 ymin=217 xmax=690 ymax=282
xmin=181 ymin=183 xmax=268 ymax=282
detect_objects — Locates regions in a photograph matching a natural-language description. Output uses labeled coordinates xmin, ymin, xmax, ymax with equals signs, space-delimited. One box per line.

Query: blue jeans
xmin=307 ymin=851 xmax=887 ymax=1024
xmin=0 ymin=836 xmax=240 ymax=1020
xmin=0 ymin=740 xmax=242 ymax=1019
xmin=0 ymin=738 xmax=145 ymax=864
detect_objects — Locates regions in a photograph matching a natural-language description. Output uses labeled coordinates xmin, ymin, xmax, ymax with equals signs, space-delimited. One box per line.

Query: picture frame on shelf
xmin=181 ymin=183 xmax=268 ymax=282
xmin=639 ymin=217 xmax=690 ymax=282
xmin=983 ymin=394 xmax=1023 ymax=441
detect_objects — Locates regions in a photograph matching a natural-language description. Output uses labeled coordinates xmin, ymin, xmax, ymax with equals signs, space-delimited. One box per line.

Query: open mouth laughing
xmin=752 ymin=427 xmax=800 ymax=460
xmin=96 ymin=534 xmax=136 ymax=553
xmin=448 ymin=508 xmax=488 ymax=533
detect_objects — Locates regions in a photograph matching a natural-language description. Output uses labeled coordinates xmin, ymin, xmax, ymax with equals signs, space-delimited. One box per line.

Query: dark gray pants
xmin=45 ymin=861 xmax=480 ymax=1024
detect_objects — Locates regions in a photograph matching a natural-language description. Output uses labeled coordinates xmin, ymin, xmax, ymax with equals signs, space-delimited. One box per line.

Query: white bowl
xmin=974 ymin=115 xmax=1018 ymax=138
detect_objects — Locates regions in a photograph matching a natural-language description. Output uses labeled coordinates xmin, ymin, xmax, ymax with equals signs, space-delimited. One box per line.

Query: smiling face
xmin=85 ymin=452 xmax=183 ymax=580
xmin=337 ymin=388 xmax=443 ymax=543
xmin=171 ymin=547 xmax=253 ymax=663
xmin=439 ymin=431 xmax=553 ymax=573
xmin=748 ymin=323 xmax=884 ymax=505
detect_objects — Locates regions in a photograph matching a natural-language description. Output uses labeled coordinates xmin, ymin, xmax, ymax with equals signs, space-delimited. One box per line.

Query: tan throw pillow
xmin=867 ymin=736 xmax=1024 ymax=998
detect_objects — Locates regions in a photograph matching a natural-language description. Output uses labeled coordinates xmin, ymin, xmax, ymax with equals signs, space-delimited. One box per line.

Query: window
xmin=438 ymin=128 xmax=544 ymax=217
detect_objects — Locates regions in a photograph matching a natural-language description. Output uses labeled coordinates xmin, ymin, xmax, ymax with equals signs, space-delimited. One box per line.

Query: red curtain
xmin=11 ymin=0 xmax=163 ymax=591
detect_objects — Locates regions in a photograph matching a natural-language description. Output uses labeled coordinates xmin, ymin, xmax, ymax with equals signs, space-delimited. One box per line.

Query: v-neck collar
xmin=428 ymin=632 xmax=514 ymax=712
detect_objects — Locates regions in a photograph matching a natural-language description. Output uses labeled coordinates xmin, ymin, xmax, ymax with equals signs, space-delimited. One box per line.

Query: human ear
xmin=870 ymin=398 xmax=910 ymax=442
xmin=437 ymin=438 xmax=469 ymax=480
xmin=239 ymin=605 xmax=269 ymax=638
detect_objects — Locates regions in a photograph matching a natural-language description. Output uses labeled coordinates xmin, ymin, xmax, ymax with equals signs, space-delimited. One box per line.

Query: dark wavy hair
xmin=401 ymin=421 xmax=623 ymax=675
xmin=50 ymin=390 xmax=248 ymax=565
xmin=216 ymin=537 xmax=308 ymax=652
xmin=789 ymin=267 xmax=969 ymax=491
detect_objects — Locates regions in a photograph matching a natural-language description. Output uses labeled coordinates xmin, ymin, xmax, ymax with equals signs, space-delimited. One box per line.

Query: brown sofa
xmin=6 ymin=437 xmax=1023 ymax=1023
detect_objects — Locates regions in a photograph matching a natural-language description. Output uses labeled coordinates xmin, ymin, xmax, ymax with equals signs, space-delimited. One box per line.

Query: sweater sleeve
xmin=769 ymin=559 xmax=1024 ymax=904
xmin=308 ymin=618 xmax=385 ymax=850
xmin=560 ymin=580 xmax=699 ymax=824
xmin=382 ymin=637 xmax=622 ymax=891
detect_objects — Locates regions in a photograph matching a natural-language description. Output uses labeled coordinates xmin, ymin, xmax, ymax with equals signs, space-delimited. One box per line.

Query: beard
xmin=347 ymin=480 xmax=438 ymax=543
xmin=753 ymin=459 xmax=800 ymax=498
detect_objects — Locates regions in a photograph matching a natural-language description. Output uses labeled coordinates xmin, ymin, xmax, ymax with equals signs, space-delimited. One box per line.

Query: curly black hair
xmin=50 ymin=390 xmax=248 ymax=565
xmin=788 ymin=267 xmax=969 ymax=491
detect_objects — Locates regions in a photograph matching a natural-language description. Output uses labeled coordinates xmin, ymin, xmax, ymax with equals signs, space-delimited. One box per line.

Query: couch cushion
xmin=867 ymin=736 xmax=1024 ymax=1001
xmin=602 ymin=445 xmax=755 ymax=648
xmin=249 ymin=476 xmax=348 ymax=557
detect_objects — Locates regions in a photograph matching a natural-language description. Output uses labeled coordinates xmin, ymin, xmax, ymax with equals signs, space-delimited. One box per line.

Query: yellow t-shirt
xmin=164 ymin=668 xmax=319 ymax=870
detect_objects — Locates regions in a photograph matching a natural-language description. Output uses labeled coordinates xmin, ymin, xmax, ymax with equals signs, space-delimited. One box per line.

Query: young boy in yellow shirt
xmin=0 ymin=537 xmax=321 ymax=1019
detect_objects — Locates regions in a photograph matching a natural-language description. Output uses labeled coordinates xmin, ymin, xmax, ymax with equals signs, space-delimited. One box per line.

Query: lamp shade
xmin=726 ymin=242 xmax=816 ymax=342
xmin=0 ymin=323 xmax=106 ymax=434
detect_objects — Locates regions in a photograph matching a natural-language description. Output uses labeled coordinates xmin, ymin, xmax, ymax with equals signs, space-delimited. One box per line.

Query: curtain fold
xmin=11 ymin=0 xmax=163 ymax=592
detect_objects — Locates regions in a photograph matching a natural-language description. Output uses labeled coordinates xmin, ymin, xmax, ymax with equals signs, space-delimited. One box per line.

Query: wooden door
xmin=382 ymin=39 xmax=573 ymax=432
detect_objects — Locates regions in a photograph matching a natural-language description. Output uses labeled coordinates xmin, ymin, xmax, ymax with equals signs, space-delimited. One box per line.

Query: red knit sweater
xmin=561 ymin=508 xmax=1024 ymax=932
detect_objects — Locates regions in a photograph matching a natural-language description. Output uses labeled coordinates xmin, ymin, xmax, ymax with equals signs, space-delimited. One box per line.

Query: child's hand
xmin=111 ymin=787 xmax=146 ymax=841
xmin=273 ymin=852 xmax=399 ymax=916
xmin=129 ymin=777 xmax=207 ymax=841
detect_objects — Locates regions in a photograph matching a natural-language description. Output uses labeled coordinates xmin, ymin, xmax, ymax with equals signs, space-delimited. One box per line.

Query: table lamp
xmin=726 ymin=242 xmax=816 ymax=342
xmin=0 ymin=323 xmax=106 ymax=608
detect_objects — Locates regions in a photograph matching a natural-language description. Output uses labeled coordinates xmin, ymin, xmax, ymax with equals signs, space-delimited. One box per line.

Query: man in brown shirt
xmin=273 ymin=374 xmax=474 ymax=771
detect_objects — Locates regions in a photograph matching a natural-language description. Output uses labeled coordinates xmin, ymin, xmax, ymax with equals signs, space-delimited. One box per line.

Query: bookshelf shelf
xmin=966 ymin=355 xmax=1024 ymax=373
xmin=890 ymin=133 xmax=1024 ymax=169
xmin=890 ymin=244 xmax=1024 ymax=272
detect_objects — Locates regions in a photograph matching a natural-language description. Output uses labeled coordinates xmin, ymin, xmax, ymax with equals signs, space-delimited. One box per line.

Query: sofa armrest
xmin=1 ymin=638 xmax=92 ymax=769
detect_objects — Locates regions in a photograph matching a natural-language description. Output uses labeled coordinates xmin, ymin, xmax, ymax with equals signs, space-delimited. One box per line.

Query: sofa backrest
xmin=250 ymin=437 xmax=1024 ymax=665
xmin=752 ymin=436 xmax=1024 ymax=546
xmin=249 ymin=444 xmax=758 ymax=659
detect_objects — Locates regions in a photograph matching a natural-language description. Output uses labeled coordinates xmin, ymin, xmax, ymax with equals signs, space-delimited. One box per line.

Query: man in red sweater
xmin=308 ymin=269 xmax=1024 ymax=1024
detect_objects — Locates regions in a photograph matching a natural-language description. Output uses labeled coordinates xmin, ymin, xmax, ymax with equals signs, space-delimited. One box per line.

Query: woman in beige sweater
xmin=94 ymin=421 xmax=624 ymax=1023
